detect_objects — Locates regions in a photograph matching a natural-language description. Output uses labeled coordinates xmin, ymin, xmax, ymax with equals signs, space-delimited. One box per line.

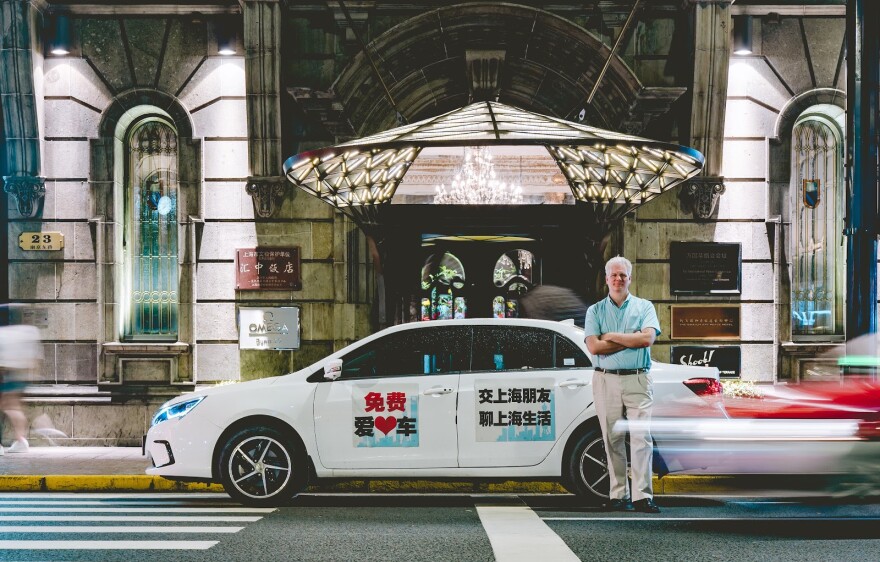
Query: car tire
xmin=219 ymin=425 xmax=307 ymax=506
xmin=564 ymin=428 xmax=610 ymax=505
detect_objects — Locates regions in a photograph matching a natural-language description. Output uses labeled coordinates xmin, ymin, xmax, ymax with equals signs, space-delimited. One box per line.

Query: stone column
xmin=845 ymin=0 xmax=879 ymax=350
xmin=0 ymin=0 xmax=44 ymax=218
xmin=686 ymin=0 xmax=731 ymax=219
xmin=241 ymin=0 xmax=285 ymax=217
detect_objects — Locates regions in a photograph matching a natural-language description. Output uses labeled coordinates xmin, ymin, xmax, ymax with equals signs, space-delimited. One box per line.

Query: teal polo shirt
xmin=583 ymin=293 xmax=661 ymax=370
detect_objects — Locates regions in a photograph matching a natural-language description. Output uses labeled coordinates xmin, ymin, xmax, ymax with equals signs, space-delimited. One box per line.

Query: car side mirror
xmin=324 ymin=359 xmax=343 ymax=381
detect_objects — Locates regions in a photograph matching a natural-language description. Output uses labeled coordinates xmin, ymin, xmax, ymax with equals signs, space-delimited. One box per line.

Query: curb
xmin=0 ymin=475 xmax=738 ymax=494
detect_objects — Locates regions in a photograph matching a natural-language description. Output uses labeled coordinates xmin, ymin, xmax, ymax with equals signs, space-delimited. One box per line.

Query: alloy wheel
xmin=227 ymin=435 xmax=293 ymax=499
xmin=578 ymin=434 xmax=610 ymax=498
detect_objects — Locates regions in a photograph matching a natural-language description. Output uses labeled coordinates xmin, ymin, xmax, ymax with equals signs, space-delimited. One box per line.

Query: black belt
xmin=595 ymin=368 xmax=648 ymax=375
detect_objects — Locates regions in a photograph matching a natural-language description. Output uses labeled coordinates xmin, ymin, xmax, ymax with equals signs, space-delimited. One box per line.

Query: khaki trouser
xmin=593 ymin=370 xmax=654 ymax=502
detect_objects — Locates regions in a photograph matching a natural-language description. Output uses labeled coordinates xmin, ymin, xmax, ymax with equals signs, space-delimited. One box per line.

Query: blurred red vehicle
xmin=625 ymin=376 xmax=880 ymax=483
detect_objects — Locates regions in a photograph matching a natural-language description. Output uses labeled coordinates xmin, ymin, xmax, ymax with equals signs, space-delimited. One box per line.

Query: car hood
xmin=158 ymin=375 xmax=288 ymax=409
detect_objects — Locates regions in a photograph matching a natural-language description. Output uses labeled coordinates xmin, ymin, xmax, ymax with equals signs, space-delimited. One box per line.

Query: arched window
xmin=790 ymin=106 xmax=844 ymax=339
xmin=420 ymin=252 xmax=466 ymax=320
xmin=124 ymin=117 xmax=179 ymax=339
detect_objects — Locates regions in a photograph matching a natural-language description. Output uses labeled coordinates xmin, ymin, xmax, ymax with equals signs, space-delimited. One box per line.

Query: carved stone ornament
xmin=685 ymin=176 xmax=726 ymax=219
xmin=246 ymin=176 xmax=286 ymax=218
xmin=3 ymin=175 xmax=46 ymax=218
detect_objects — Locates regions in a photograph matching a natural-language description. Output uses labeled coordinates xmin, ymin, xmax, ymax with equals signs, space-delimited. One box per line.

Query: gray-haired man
xmin=584 ymin=256 xmax=661 ymax=513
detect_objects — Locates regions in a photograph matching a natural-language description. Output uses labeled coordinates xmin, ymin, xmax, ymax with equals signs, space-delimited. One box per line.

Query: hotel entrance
xmin=378 ymin=204 xmax=595 ymax=323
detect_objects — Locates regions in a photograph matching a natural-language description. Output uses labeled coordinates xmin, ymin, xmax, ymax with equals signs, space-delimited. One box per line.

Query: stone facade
xmin=0 ymin=1 xmax=870 ymax=444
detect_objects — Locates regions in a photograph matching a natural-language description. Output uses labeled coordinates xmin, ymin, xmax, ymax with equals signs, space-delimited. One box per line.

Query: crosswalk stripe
xmin=0 ymin=507 xmax=273 ymax=513
xmin=0 ymin=515 xmax=262 ymax=522
xmin=0 ymin=540 xmax=218 ymax=550
xmin=476 ymin=499 xmax=580 ymax=562
xmin=0 ymin=526 xmax=244 ymax=533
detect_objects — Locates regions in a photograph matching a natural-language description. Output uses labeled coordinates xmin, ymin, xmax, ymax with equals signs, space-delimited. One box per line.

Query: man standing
xmin=584 ymin=256 xmax=661 ymax=513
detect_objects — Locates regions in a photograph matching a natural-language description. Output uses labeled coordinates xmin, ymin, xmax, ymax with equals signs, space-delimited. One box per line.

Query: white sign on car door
xmin=457 ymin=326 xmax=592 ymax=467
xmin=313 ymin=326 xmax=469 ymax=469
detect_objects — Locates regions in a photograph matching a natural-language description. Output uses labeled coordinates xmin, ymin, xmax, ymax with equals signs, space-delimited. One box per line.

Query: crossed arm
xmin=585 ymin=327 xmax=657 ymax=356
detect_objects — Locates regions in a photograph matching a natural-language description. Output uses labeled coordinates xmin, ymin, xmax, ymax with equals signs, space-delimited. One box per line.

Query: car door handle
xmin=423 ymin=387 xmax=454 ymax=396
xmin=559 ymin=379 xmax=589 ymax=389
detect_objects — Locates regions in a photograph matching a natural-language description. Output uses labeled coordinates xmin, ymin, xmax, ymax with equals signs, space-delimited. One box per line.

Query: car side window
xmin=554 ymin=334 xmax=591 ymax=368
xmin=471 ymin=326 xmax=553 ymax=372
xmin=339 ymin=326 xmax=471 ymax=380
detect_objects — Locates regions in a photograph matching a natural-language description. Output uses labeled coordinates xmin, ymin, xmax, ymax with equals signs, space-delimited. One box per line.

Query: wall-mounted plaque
xmin=670 ymin=242 xmax=741 ymax=294
xmin=671 ymin=345 xmax=741 ymax=378
xmin=19 ymin=232 xmax=64 ymax=251
xmin=671 ymin=305 xmax=740 ymax=340
xmin=235 ymin=247 xmax=301 ymax=290
xmin=239 ymin=307 xmax=301 ymax=350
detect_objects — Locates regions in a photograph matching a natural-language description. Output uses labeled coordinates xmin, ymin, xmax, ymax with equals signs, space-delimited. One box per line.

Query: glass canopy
xmin=283 ymin=101 xmax=705 ymax=224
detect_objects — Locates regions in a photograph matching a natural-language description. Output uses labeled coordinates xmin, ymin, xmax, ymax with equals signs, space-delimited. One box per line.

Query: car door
xmin=313 ymin=325 xmax=470 ymax=469
xmin=457 ymin=325 xmax=592 ymax=467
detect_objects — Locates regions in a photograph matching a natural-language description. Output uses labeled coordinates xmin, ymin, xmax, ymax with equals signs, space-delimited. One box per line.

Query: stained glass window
xmin=790 ymin=112 xmax=844 ymax=338
xmin=124 ymin=118 xmax=179 ymax=339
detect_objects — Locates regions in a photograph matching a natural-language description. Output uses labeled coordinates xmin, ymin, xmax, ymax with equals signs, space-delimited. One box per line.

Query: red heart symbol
xmin=374 ymin=416 xmax=397 ymax=435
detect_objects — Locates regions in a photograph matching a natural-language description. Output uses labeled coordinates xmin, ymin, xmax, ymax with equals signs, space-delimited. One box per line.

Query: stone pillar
xmin=0 ymin=0 xmax=44 ymax=218
xmin=845 ymin=0 xmax=879 ymax=351
xmin=241 ymin=0 xmax=285 ymax=217
xmin=685 ymin=0 xmax=731 ymax=219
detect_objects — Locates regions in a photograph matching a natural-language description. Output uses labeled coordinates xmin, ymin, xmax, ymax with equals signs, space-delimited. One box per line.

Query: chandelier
xmin=434 ymin=146 xmax=524 ymax=205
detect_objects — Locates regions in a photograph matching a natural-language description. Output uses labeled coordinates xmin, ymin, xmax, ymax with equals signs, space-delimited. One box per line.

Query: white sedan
xmin=145 ymin=318 xmax=723 ymax=506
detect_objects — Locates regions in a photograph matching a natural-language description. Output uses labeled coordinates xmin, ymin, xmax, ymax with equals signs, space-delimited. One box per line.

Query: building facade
xmin=1 ymin=0 xmax=873 ymax=444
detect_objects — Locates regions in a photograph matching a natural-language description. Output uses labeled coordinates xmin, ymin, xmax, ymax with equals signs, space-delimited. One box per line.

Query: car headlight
xmin=151 ymin=396 xmax=205 ymax=427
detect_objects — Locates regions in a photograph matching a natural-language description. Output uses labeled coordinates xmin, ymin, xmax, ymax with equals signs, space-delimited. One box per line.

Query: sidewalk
xmin=0 ymin=446 xmax=752 ymax=494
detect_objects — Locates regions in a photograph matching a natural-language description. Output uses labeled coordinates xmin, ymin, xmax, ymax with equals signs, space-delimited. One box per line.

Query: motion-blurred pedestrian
xmin=0 ymin=316 xmax=42 ymax=454
xmin=519 ymin=285 xmax=586 ymax=323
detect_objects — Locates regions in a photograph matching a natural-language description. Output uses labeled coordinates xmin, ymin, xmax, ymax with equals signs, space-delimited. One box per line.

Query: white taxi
xmin=145 ymin=318 xmax=723 ymax=506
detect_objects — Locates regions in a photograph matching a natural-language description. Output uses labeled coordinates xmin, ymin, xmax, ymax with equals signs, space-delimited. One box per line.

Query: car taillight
xmin=683 ymin=377 xmax=723 ymax=397
xmin=857 ymin=420 xmax=880 ymax=441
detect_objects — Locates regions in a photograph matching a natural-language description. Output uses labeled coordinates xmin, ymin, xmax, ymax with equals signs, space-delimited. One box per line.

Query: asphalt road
xmin=1 ymin=492 xmax=879 ymax=561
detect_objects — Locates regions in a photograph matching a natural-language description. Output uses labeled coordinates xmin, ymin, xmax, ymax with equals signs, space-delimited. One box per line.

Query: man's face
xmin=606 ymin=263 xmax=631 ymax=296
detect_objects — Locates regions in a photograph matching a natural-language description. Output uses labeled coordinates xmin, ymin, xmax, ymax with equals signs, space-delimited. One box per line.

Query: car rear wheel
xmin=565 ymin=428 xmax=610 ymax=504
xmin=219 ymin=426 xmax=307 ymax=506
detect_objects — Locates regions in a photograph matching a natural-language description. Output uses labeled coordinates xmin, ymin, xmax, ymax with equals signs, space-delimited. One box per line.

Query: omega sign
xmin=239 ymin=307 xmax=300 ymax=350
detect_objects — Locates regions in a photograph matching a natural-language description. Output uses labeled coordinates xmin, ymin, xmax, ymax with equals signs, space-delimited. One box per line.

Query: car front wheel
xmin=219 ymin=426 xmax=306 ymax=506
xmin=564 ymin=428 xmax=610 ymax=504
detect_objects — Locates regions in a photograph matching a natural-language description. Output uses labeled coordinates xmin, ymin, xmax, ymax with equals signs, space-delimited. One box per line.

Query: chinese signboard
xmin=238 ymin=307 xmax=301 ymax=350
xmin=671 ymin=305 xmax=740 ymax=340
xmin=671 ymin=345 xmax=741 ymax=378
xmin=235 ymin=247 xmax=301 ymax=290
xmin=19 ymin=232 xmax=64 ymax=251
xmin=352 ymin=385 xmax=419 ymax=447
xmin=475 ymin=379 xmax=555 ymax=442
xmin=670 ymin=242 xmax=741 ymax=294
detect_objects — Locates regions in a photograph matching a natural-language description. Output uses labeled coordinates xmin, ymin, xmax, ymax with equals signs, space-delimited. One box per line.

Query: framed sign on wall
xmin=235 ymin=247 xmax=302 ymax=290
xmin=670 ymin=242 xmax=741 ymax=294
xmin=671 ymin=345 xmax=741 ymax=378
xmin=671 ymin=305 xmax=740 ymax=340
xmin=238 ymin=307 xmax=301 ymax=350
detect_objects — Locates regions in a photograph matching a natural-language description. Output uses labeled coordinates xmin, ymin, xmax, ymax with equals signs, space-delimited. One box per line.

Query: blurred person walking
xmin=518 ymin=285 xmax=586 ymax=323
xmin=584 ymin=256 xmax=661 ymax=513
xmin=0 ymin=311 xmax=42 ymax=454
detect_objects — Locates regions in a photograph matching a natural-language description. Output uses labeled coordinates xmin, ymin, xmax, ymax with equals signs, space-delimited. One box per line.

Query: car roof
xmin=330 ymin=318 xmax=585 ymax=359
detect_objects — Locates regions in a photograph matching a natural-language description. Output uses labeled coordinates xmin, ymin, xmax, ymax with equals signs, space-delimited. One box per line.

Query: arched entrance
xmin=286 ymin=4 xmax=701 ymax=327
